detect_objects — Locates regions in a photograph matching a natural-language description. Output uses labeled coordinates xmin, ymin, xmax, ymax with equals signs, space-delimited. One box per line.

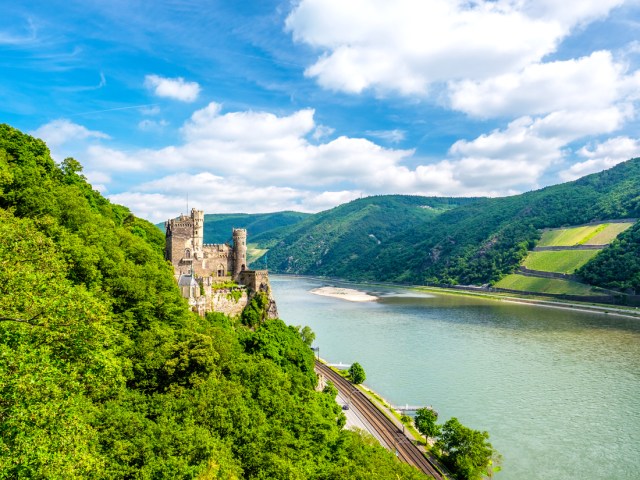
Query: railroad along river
xmin=270 ymin=275 xmax=640 ymax=480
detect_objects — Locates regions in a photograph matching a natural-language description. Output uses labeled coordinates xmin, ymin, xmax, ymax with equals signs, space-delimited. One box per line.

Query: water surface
xmin=271 ymin=275 xmax=640 ymax=480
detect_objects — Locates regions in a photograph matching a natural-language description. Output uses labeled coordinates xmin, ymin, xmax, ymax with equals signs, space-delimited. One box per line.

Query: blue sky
xmin=2 ymin=0 xmax=640 ymax=222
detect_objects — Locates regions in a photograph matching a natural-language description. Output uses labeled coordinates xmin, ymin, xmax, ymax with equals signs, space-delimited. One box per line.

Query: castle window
xmin=185 ymin=249 xmax=191 ymax=258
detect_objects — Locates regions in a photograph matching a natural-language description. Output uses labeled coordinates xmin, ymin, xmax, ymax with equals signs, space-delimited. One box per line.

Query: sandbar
xmin=310 ymin=286 xmax=378 ymax=302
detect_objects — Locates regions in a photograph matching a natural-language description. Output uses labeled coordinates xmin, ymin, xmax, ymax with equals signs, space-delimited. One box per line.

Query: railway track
xmin=315 ymin=360 xmax=444 ymax=480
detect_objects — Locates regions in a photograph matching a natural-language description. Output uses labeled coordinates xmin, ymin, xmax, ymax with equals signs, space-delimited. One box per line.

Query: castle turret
xmin=232 ymin=228 xmax=247 ymax=278
xmin=192 ymin=208 xmax=204 ymax=256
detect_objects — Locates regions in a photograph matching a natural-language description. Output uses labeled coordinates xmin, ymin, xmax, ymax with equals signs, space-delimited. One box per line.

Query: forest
xmin=0 ymin=124 xmax=430 ymax=478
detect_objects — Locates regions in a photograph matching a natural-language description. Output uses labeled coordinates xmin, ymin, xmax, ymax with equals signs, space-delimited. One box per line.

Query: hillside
xmin=257 ymin=159 xmax=640 ymax=290
xmin=156 ymin=211 xmax=309 ymax=243
xmin=0 ymin=124 xmax=430 ymax=478
xmin=250 ymin=195 xmax=480 ymax=276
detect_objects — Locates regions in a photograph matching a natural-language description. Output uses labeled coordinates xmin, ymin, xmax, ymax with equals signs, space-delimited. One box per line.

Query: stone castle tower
xmin=165 ymin=208 xmax=247 ymax=279
xmin=165 ymin=209 xmax=277 ymax=318
xmin=232 ymin=228 xmax=247 ymax=277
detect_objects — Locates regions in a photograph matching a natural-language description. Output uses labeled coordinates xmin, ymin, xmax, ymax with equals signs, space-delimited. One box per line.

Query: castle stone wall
xmin=210 ymin=290 xmax=249 ymax=317
xmin=166 ymin=209 xmax=276 ymax=317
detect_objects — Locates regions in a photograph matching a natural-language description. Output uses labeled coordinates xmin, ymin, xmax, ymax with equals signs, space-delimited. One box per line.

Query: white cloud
xmin=560 ymin=136 xmax=640 ymax=181
xmin=286 ymin=0 xmax=624 ymax=95
xmin=366 ymin=129 xmax=406 ymax=143
xmin=108 ymin=173 xmax=364 ymax=222
xmin=446 ymin=105 xmax=632 ymax=190
xmin=31 ymin=119 xmax=109 ymax=148
xmin=85 ymin=145 xmax=147 ymax=172
xmin=44 ymin=99 xmax=636 ymax=222
xmin=138 ymin=119 xmax=168 ymax=131
xmin=312 ymin=124 xmax=335 ymax=141
xmin=448 ymin=51 xmax=627 ymax=118
xmin=144 ymin=74 xmax=200 ymax=102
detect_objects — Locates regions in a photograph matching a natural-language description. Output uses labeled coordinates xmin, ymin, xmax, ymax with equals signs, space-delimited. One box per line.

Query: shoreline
xmin=273 ymin=274 xmax=640 ymax=320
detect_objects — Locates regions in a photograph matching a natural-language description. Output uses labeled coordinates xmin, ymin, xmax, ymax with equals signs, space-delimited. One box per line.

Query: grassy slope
xmin=522 ymin=250 xmax=601 ymax=274
xmin=584 ymin=222 xmax=634 ymax=244
xmin=495 ymin=274 xmax=606 ymax=295
xmin=538 ymin=223 xmax=634 ymax=247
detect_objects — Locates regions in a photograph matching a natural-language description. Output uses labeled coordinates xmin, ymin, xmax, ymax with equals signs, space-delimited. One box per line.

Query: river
xmin=270 ymin=275 xmax=640 ymax=480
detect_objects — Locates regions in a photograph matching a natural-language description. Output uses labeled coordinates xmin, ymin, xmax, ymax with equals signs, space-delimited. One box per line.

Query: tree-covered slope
xmin=578 ymin=221 xmax=640 ymax=292
xmin=157 ymin=211 xmax=310 ymax=244
xmin=0 ymin=124 xmax=430 ymax=479
xmin=260 ymin=159 xmax=640 ymax=286
xmin=251 ymin=195 xmax=479 ymax=277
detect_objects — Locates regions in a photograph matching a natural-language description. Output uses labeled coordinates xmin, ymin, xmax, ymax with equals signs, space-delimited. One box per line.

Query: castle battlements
xmin=165 ymin=209 xmax=277 ymax=318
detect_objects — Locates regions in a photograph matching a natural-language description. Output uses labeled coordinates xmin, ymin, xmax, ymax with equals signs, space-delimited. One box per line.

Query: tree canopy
xmin=414 ymin=407 xmax=440 ymax=440
xmin=0 ymin=124 xmax=431 ymax=479
xmin=349 ymin=362 xmax=366 ymax=384
xmin=435 ymin=417 xmax=497 ymax=480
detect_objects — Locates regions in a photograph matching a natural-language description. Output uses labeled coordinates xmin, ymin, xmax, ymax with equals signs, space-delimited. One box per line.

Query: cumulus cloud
xmin=144 ymin=74 xmax=200 ymax=102
xmin=32 ymin=119 xmax=109 ymax=148
xmin=286 ymin=0 xmax=624 ymax=95
xmin=108 ymin=173 xmax=363 ymax=222
xmin=40 ymin=99 xmax=636 ymax=222
xmin=448 ymin=51 xmax=628 ymax=118
xmin=447 ymin=106 xmax=631 ymax=189
xmin=560 ymin=136 xmax=640 ymax=181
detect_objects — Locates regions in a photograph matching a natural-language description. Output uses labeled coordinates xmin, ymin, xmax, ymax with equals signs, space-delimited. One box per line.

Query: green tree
xmin=436 ymin=417 xmax=496 ymax=480
xmin=298 ymin=325 xmax=316 ymax=346
xmin=414 ymin=407 xmax=440 ymax=441
xmin=348 ymin=362 xmax=366 ymax=384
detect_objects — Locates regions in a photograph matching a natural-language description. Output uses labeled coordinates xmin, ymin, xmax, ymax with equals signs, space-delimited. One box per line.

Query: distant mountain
xmin=157 ymin=211 xmax=310 ymax=244
xmin=254 ymin=159 xmax=640 ymax=290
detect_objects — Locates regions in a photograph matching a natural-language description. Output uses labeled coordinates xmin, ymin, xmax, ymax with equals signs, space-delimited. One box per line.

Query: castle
xmin=165 ymin=208 xmax=276 ymax=317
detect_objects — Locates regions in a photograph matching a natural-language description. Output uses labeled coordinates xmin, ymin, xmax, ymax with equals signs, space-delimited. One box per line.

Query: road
xmin=315 ymin=360 xmax=444 ymax=480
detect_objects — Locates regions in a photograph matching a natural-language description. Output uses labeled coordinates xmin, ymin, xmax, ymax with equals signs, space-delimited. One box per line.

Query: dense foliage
xmin=0 ymin=124 xmax=430 ymax=479
xmin=435 ymin=418 xmax=496 ymax=480
xmin=348 ymin=362 xmax=366 ymax=385
xmin=577 ymin=221 xmax=640 ymax=293
xmin=414 ymin=408 xmax=440 ymax=440
xmin=251 ymin=195 xmax=478 ymax=275
xmin=256 ymin=159 xmax=640 ymax=286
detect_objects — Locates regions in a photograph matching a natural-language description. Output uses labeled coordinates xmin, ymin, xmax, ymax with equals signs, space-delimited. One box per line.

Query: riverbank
xmin=282 ymin=274 xmax=640 ymax=320
xmin=412 ymin=285 xmax=640 ymax=320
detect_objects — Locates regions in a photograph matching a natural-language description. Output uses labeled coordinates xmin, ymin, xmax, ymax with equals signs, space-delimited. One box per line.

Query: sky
xmin=2 ymin=0 xmax=640 ymax=222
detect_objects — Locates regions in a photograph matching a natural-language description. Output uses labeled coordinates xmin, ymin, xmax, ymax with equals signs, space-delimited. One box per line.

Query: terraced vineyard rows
xmin=495 ymin=221 xmax=635 ymax=296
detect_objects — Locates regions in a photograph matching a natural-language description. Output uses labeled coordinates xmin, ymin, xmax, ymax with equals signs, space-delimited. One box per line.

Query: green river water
xmin=270 ymin=275 xmax=640 ymax=480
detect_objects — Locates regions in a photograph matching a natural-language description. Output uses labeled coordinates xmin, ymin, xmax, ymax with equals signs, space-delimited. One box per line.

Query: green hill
xmin=0 ymin=124 xmax=429 ymax=478
xmin=257 ymin=159 xmax=640 ymax=291
xmin=156 ymin=211 xmax=309 ymax=243
xmin=578 ymin=221 xmax=640 ymax=292
xmin=250 ymin=195 xmax=480 ymax=276
xmin=202 ymin=211 xmax=309 ymax=244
